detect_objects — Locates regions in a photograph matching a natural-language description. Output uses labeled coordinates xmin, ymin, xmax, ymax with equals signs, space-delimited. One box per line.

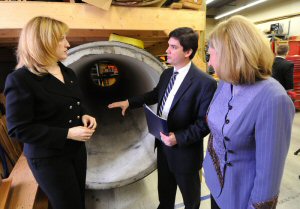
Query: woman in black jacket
xmin=4 ymin=16 xmax=97 ymax=209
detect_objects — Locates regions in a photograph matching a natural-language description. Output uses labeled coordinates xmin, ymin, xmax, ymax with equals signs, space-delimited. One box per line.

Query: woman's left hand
xmin=82 ymin=115 xmax=97 ymax=130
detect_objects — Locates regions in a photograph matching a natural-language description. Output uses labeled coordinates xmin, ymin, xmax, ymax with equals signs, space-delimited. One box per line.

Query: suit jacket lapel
xmin=169 ymin=64 xmax=194 ymax=111
xmin=40 ymin=67 xmax=80 ymax=99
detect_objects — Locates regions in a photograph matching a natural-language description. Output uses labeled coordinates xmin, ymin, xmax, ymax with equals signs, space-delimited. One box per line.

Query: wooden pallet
xmin=0 ymin=178 xmax=12 ymax=209
xmin=0 ymin=94 xmax=22 ymax=169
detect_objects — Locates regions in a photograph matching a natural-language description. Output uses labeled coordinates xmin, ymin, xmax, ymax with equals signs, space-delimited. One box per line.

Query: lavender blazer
xmin=203 ymin=77 xmax=295 ymax=209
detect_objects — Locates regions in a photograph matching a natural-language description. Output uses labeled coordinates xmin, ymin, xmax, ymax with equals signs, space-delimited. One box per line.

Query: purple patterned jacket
xmin=203 ymin=78 xmax=295 ymax=209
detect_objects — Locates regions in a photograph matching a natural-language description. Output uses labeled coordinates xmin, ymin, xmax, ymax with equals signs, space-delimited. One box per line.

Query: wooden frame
xmin=0 ymin=1 xmax=206 ymax=68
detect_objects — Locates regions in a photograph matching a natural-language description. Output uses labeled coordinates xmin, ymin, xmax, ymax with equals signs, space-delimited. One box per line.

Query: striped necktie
xmin=158 ymin=71 xmax=179 ymax=116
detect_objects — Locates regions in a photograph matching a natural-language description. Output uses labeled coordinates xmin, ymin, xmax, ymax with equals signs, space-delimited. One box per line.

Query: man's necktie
xmin=158 ymin=71 xmax=179 ymax=116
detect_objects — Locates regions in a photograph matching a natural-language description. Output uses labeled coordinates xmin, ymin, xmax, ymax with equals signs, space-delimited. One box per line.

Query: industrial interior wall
xmin=205 ymin=0 xmax=300 ymax=38
xmin=240 ymin=0 xmax=300 ymax=37
xmin=240 ymin=0 xmax=300 ymax=22
xmin=255 ymin=16 xmax=300 ymax=37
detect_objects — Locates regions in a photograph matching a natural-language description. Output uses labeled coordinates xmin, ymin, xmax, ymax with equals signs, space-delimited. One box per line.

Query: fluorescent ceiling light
xmin=215 ymin=0 xmax=268 ymax=20
xmin=206 ymin=0 xmax=215 ymax=5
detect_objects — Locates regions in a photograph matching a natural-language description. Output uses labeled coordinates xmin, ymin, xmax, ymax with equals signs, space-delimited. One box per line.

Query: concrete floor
xmin=86 ymin=112 xmax=300 ymax=209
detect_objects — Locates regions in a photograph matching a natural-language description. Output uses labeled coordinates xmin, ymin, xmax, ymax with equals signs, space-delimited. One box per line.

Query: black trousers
xmin=211 ymin=195 xmax=221 ymax=209
xmin=157 ymin=146 xmax=200 ymax=209
xmin=27 ymin=145 xmax=87 ymax=209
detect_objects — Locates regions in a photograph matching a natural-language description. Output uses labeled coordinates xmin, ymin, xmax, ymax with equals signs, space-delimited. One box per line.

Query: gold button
xmin=77 ymin=116 xmax=80 ymax=119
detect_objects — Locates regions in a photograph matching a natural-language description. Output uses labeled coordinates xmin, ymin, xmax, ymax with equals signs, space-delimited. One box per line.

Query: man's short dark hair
xmin=169 ymin=27 xmax=199 ymax=60
xmin=276 ymin=45 xmax=289 ymax=56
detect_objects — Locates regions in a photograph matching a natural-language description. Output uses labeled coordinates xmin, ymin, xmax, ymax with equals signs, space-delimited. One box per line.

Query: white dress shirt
xmin=160 ymin=62 xmax=191 ymax=119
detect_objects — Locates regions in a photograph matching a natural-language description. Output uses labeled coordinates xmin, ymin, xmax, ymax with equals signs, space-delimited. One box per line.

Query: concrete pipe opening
xmin=63 ymin=41 xmax=165 ymax=189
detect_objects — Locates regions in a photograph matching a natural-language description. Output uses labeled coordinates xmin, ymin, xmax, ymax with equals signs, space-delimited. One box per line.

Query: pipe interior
xmin=68 ymin=53 xmax=162 ymax=189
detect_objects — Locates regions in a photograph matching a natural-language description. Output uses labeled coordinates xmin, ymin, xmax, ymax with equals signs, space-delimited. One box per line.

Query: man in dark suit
xmin=272 ymin=44 xmax=294 ymax=91
xmin=108 ymin=27 xmax=217 ymax=209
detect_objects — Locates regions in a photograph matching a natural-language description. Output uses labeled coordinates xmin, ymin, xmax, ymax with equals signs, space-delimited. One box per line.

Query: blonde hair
xmin=16 ymin=16 xmax=69 ymax=75
xmin=209 ymin=15 xmax=273 ymax=85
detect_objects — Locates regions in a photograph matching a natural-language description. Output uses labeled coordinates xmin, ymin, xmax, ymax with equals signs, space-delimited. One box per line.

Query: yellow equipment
xmin=109 ymin=34 xmax=144 ymax=49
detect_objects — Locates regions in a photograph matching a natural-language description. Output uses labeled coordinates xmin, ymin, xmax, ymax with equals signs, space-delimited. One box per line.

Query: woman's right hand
xmin=67 ymin=126 xmax=95 ymax=142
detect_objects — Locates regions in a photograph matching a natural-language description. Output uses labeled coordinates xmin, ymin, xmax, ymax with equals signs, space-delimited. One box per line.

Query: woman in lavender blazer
xmin=203 ymin=15 xmax=295 ymax=209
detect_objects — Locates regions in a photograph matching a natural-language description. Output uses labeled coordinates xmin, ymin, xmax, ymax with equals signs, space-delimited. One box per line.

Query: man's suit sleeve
xmin=175 ymin=78 xmax=217 ymax=146
xmin=128 ymin=86 xmax=159 ymax=108
xmin=128 ymin=70 xmax=168 ymax=108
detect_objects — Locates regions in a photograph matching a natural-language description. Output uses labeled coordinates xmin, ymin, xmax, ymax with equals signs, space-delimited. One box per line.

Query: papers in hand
xmin=143 ymin=104 xmax=169 ymax=139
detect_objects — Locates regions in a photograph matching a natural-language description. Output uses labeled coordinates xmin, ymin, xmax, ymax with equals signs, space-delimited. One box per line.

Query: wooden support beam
xmin=68 ymin=30 xmax=168 ymax=39
xmin=193 ymin=52 xmax=206 ymax=72
xmin=194 ymin=30 xmax=207 ymax=71
xmin=0 ymin=2 xmax=205 ymax=31
xmin=0 ymin=178 xmax=12 ymax=209
xmin=145 ymin=41 xmax=168 ymax=56
xmin=0 ymin=2 xmax=206 ymax=69
xmin=0 ymin=29 xmax=169 ymax=47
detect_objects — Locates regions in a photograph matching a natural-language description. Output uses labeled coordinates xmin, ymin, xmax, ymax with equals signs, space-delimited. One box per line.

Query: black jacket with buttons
xmin=4 ymin=62 xmax=87 ymax=158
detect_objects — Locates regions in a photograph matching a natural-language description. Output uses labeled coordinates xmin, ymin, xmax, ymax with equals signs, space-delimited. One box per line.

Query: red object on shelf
xmin=294 ymin=100 xmax=300 ymax=110
xmin=289 ymin=36 xmax=300 ymax=41
xmin=286 ymin=52 xmax=300 ymax=110
xmin=287 ymin=91 xmax=296 ymax=100
xmin=289 ymin=41 xmax=300 ymax=56
xmin=288 ymin=36 xmax=300 ymax=56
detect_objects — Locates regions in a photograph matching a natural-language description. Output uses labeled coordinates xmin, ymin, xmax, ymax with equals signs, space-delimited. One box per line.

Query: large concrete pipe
xmin=63 ymin=41 xmax=165 ymax=189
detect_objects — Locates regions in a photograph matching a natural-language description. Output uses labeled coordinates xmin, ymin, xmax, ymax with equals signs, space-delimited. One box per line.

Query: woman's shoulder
xmin=7 ymin=66 xmax=31 ymax=80
xmin=260 ymin=77 xmax=287 ymax=95
xmin=237 ymin=77 xmax=286 ymax=96
xmin=4 ymin=67 xmax=34 ymax=94
xmin=254 ymin=77 xmax=293 ymax=107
